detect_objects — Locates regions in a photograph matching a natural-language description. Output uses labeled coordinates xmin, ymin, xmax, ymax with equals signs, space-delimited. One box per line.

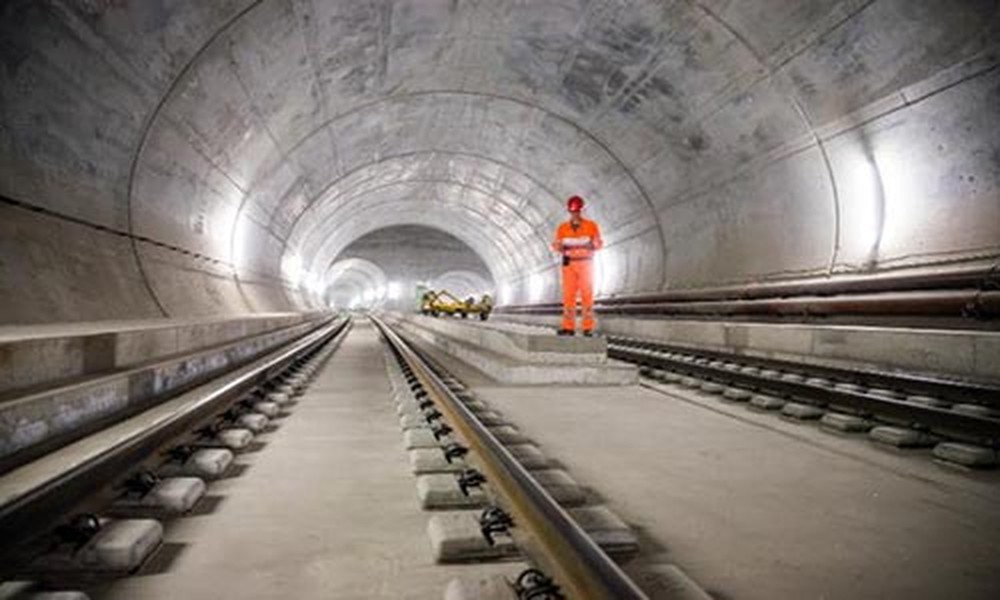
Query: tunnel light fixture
xmin=231 ymin=216 xmax=253 ymax=270
xmin=841 ymin=149 xmax=885 ymax=263
xmin=529 ymin=273 xmax=545 ymax=302
xmin=282 ymin=253 xmax=305 ymax=286
xmin=304 ymin=273 xmax=325 ymax=297
xmin=499 ymin=282 xmax=515 ymax=305
xmin=595 ymin=250 xmax=615 ymax=296
xmin=871 ymin=143 xmax=915 ymax=256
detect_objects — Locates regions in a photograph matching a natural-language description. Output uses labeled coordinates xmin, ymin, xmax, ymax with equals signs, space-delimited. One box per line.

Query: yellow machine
xmin=421 ymin=290 xmax=493 ymax=320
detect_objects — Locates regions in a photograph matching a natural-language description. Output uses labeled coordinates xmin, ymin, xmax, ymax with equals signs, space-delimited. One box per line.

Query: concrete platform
xmin=496 ymin=314 xmax=1000 ymax=385
xmin=385 ymin=313 xmax=637 ymax=386
xmin=0 ymin=318 xmax=329 ymax=470
xmin=0 ymin=313 xmax=324 ymax=395
xmin=394 ymin=314 xmax=609 ymax=363
xmin=88 ymin=321 xmax=518 ymax=600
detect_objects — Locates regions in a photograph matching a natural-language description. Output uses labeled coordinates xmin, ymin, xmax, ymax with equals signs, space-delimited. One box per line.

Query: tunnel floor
xmin=478 ymin=384 xmax=1000 ymax=600
xmin=87 ymin=320 xmax=519 ymax=600
xmin=80 ymin=320 xmax=1000 ymax=599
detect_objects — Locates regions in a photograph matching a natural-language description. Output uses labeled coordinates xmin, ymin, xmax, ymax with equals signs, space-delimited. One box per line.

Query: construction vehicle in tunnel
xmin=420 ymin=290 xmax=493 ymax=320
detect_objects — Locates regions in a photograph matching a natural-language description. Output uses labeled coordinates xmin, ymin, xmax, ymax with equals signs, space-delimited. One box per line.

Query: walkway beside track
xmin=91 ymin=320 xmax=516 ymax=599
xmin=477 ymin=382 xmax=1000 ymax=600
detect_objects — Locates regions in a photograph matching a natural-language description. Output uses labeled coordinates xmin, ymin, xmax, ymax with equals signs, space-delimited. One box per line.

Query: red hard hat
xmin=566 ymin=195 xmax=585 ymax=212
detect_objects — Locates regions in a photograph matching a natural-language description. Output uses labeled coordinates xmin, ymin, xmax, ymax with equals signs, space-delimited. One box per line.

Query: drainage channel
xmin=372 ymin=316 xmax=700 ymax=600
xmin=0 ymin=317 xmax=352 ymax=599
xmin=608 ymin=336 xmax=1000 ymax=469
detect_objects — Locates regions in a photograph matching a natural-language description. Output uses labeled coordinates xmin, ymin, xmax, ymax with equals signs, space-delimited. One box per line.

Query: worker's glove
xmin=562 ymin=255 xmax=570 ymax=267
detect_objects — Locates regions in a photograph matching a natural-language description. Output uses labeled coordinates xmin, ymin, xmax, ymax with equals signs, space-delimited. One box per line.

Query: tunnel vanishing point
xmin=1 ymin=2 xmax=1000 ymax=600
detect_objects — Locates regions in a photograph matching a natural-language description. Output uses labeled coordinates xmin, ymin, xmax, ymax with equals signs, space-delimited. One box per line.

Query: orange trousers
xmin=561 ymin=259 xmax=594 ymax=332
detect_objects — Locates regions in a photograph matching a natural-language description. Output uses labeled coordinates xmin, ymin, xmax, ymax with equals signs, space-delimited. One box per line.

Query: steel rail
xmin=0 ymin=316 xmax=351 ymax=553
xmin=372 ymin=316 xmax=648 ymax=600
xmin=608 ymin=336 xmax=1000 ymax=408
xmin=609 ymin=341 xmax=1000 ymax=445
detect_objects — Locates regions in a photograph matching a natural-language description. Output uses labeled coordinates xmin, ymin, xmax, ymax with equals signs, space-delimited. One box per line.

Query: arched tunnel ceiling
xmin=1 ymin=0 xmax=998 ymax=320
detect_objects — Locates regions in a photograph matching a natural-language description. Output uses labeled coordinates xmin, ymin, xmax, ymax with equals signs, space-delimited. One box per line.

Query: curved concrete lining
xmin=1 ymin=1 xmax=997 ymax=322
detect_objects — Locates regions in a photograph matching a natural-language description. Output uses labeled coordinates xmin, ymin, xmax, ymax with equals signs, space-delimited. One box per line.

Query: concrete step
xmin=0 ymin=313 xmax=324 ymax=396
xmin=389 ymin=315 xmax=637 ymax=385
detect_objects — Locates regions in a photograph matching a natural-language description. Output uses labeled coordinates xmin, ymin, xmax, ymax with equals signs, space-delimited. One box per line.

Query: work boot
xmin=557 ymin=328 xmax=574 ymax=336
xmin=582 ymin=330 xmax=596 ymax=337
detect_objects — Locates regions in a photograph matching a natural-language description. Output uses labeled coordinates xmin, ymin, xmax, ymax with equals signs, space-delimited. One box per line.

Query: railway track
xmin=0 ymin=316 xmax=352 ymax=596
xmin=607 ymin=335 xmax=1000 ymax=468
xmin=372 ymin=316 xmax=655 ymax=600
xmin=11 ymin=313 xmax=987 ymax=598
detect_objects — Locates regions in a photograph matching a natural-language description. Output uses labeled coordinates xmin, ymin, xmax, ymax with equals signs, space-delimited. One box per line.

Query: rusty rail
xmin=372 ymin=315 xmax=648 ymax=600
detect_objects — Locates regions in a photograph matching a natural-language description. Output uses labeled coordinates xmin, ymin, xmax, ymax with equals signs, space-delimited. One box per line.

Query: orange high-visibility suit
xmin=552 ymin=218 xmax=603 ymax=332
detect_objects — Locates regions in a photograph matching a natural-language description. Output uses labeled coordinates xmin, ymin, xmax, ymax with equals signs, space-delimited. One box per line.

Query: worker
xmin=552 ymin=195 xmax=603 ymax=336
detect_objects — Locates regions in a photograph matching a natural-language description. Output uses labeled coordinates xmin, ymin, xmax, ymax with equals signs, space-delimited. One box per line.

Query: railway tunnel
xmin=1 ymin=1 xmax=999 ymax=599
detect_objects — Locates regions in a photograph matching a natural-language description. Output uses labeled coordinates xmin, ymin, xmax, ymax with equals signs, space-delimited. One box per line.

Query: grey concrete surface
xmin=111 ymin=477 xmax=206 ymax=515
xmin=0 ymin=313 xmax=322 ymax=395
xmin=1 ymin=2 xmax=997 ymax=322
xmin=0 ymin=318 xmax=326 ymax=468
xmin=392 ymin=313 xmax=638 ymax=385
xmin=89 ymin=322 xmax=520 ymax=599
xmin=32 ymin=518 xmax=163 ymax=573
xmin=398 ymin=313 xmax=609 ymax=362
xmin=475 ymin=381 xmax=1000 ymax=600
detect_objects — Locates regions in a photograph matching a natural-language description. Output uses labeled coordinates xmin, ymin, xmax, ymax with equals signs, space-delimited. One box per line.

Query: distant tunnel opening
xmin=326 ymin=225 xmax=494 ymax=311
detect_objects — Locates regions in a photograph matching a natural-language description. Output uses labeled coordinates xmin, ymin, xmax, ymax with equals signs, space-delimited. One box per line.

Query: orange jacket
xmin=552 ymin=218 xmax=603 ymax=259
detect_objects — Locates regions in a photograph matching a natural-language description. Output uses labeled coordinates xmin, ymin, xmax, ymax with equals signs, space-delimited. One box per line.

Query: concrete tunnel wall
xmin=1 ymin=1 xmax=998 ymax=324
